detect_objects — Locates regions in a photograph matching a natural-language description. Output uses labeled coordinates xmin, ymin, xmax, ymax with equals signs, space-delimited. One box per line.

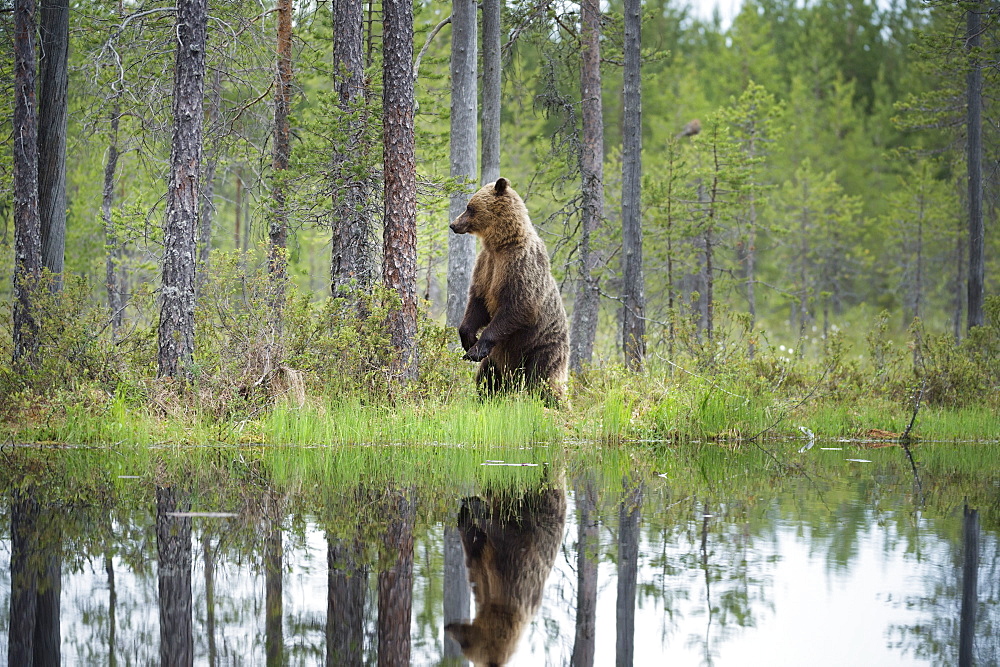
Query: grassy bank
xmin=1 ymin=278 xmax=997 ymax=448
xmin=3 ymin=369 xmax=998 ymax=448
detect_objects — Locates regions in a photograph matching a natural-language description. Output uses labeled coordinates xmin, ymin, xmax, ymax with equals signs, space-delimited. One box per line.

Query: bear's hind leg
xmin=476 ymin=358 xmax=502 ymax=398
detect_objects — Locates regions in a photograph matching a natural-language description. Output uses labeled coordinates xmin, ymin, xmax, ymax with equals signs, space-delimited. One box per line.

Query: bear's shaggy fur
xmin=450 ymin=178 xmax=570 ymax=403
xmin=444 ymin=473 xmax=567 ymax=666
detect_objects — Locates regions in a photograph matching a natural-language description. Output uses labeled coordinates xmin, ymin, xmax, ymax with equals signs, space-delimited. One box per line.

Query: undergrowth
xmin=1 ymin=264 xmax=997 ymax=447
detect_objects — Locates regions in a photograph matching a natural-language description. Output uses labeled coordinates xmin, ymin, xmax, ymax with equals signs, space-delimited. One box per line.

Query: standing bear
xmin=450 ymin=178 xmax=570 ymax=404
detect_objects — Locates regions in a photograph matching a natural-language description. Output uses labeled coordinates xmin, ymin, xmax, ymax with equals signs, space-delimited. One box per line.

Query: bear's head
xmin=445 ymin=618 xmax=521 ymax=667
xmin=450 ymin=178 xmax=530 ymax=248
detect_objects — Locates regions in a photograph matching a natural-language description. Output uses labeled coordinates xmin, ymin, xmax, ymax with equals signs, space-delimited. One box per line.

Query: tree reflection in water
xmin=8 ymin=488 xmax=61 ymax=666
xmin=0 ymin=449 xmax=997 ymax=664
xmin=156 ymin=485 xmax=192 ymax=666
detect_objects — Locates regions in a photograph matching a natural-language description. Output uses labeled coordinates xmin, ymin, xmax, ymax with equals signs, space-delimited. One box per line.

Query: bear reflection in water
xmin=445 ymin=475 xmax=567 ymax=667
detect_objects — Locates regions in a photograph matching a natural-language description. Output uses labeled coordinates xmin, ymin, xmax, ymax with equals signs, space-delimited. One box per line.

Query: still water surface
xmin=1 ymin=444 xmax=997 ymax=665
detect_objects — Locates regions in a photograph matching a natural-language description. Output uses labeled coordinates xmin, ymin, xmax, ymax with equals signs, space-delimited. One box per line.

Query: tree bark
xmin=156 ymin=486 xmax=193 ymax=667
xmin=378 ymin=492 xmax=415 ymax=667
xmin=12 ymin=0 xmax=41 ymax=367
xmin=38 ymin=0 xmax=68 ymax=290
xmin=158 ymin=0 xmax=206 ymax=378
xmin=570 ymin=0 xmax=604 ymax=373
xmin=269 ymin=0 xmax=293 ymax=335
xmin=382 ymin=0 xmax=418 ymax=382
xmin=331 ymin=0 xmax=377 ymax=303
xmin=446 ymin=0 xmax=479 ymax=329
xmin=965 ymin=1 xmax=984 ymax=331
xmin=621 ymin=0 xmax=644 ymax=371
xmin=480 ymin=0 xmax=501 ymax=184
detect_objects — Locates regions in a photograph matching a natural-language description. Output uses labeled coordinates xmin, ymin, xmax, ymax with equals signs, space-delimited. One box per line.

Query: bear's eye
xmin=466 ymin=205 xmax=475 ymax=216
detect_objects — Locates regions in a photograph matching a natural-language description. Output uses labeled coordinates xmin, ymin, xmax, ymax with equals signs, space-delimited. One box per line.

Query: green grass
xmin=262 ymin=396 xmax=561 ymax=446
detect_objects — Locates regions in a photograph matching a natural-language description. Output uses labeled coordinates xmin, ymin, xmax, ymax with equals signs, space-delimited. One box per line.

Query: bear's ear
xmin=494 ymin=177 xmax=508 ymax=196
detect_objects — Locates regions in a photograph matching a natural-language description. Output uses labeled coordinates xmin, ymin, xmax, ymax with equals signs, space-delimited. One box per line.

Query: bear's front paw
xmin=463 ymin=341 xmax=491 ymax=362
xmin=459 ymin=328 xmax=477 ymax=352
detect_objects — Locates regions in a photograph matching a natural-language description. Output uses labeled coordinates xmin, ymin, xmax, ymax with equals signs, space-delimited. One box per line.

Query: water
xmin=0 ymin=443 xmax=997 ymax=665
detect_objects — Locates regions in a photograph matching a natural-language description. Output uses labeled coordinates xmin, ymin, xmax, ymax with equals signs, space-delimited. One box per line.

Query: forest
xmin=1 ymin=2 xmax=999 ymax=664
xmin=0 ymin=0 xmax=998 ymax=440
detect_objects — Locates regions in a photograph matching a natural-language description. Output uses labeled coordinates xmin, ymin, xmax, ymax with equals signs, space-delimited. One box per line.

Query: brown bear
xmin=445 ymin=472 xmax=567 ymax=666
xmin=450 ymin=178 xmax=570 ymax=404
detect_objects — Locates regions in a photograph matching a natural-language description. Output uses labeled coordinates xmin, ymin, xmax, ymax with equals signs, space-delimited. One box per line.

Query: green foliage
xmin=911 ymin=297 xmax=1000 ymax=407
xmin=0 ymin=274 xmax=139 ymax=407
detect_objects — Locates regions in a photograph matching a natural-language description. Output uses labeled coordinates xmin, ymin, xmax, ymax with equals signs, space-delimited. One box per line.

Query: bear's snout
xmin=450 ymin=217 xmax=470 ymax=234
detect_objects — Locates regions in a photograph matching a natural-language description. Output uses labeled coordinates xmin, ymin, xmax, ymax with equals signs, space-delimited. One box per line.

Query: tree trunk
xmin=965 ymin=1 xmax=984 ymax=331
xmin=704 ymin=227 xmax=715 ymax=345
xmin=480 ymin=0 xmax=501 ymax=184
xmin=914 ymin=189 xmax=924 ymax=322
xmin=953 ymin=224 xmax=965 ymax=342
xmin=156 ymin=486 xmax=193 ymax=667
xmin=446 ymin=0 xmax=478 ymax=329
xmin=744 ymin=134 xmax=758 ymax=359
xmin=571 ymin=476 xmax=599 ymax=667
xmin=158 ymin=0 xmax=206 ymax=378
xmin=621 ymin=0 xmax=644 ymax=371
xmin=234 ymin=170 xmax=243 ymax=252
xmin=615 ymin=478 xmax=642 ymax=667
xmin=378 ymin=492 xmax=415 ymax=667
xmin=38 ymin=0 xmax=68 ymax=290
xmin=331 ymin=0 xmax=377 ymax=304
xmin=704 ymin=140 xmax=722 ymax=347
xmin=327 ymin=538 xmax=367 ymax=666
xmin=570 ymin=0 xmax=604 ymax=373
xmin=12 ymin=0 xmax=41 ymax=367
xmin=198 ymin=67 xmax=223 ymax=293
xmin=382 ymin=0 xmax=418 ymax=382
xmin=269 ymin=0 xmax=293 ymax=340
xmin=103 ymin=98 xmax=124 ymax=337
